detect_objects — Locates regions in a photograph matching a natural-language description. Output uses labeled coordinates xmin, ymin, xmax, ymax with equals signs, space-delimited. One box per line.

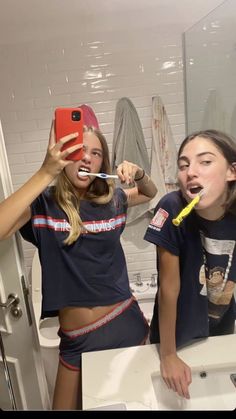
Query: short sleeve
xmin=144 ymin=191 xmax=186 ymax=256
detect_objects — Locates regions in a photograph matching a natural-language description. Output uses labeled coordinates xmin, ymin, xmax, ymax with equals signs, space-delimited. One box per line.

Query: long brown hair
xmin=178 ymin=129 xmax=236 ymax=214
xmin=53 ymin=126 xmax=115 ymax=244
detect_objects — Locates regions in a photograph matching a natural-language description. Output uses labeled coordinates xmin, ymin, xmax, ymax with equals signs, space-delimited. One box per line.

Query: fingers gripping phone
xmin=55 ymin=107 xmax=84 ymax=160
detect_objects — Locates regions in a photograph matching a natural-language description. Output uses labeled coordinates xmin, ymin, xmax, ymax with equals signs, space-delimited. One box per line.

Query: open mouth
xmin=78 ymin=167 xmax=90 ymax=178
xmin=189 ymin=186 xmax=202 ymax=195
xmin=185 ymin=185 xmax=204 ymax=201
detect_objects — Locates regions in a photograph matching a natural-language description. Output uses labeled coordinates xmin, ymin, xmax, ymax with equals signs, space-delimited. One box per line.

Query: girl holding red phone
xmin=0 ymin=109 xmax=157 ymax=410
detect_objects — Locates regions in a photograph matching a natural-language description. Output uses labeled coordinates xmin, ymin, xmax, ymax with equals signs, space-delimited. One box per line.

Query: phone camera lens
xmin=71 ymin=111 xmax=81 ymax=121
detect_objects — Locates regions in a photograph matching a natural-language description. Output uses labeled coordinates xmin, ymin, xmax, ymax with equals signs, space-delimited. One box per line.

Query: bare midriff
xmin=58 ymin=302 xmax=121 ymax=330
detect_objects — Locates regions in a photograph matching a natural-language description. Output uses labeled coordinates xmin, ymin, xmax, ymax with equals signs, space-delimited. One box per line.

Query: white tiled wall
xmin=0 ymin=1 xmax=224 ymax=283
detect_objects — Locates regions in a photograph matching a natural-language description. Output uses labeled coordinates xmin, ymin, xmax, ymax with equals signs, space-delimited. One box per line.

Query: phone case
xmin=55 ymin=107 xmax=84 ymax=161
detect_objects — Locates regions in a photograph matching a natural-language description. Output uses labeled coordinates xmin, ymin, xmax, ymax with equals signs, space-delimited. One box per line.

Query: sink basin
xmin=131 ymin=280 xmax=157 ymax=297
xmin=151 ymin=366 xmax=236 ymax=410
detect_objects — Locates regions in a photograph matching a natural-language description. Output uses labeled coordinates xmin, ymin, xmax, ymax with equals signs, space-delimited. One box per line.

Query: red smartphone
xmin=55 ymin=107 xmax=84 ymax=160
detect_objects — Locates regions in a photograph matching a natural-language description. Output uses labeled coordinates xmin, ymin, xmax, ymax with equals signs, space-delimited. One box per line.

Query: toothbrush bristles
xmin=199 ymin=189 xmax=204 ymax=197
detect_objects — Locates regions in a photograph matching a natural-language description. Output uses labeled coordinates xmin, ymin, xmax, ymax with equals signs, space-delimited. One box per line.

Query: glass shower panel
xmin=183 ymin=0 xmax=236 ymax=136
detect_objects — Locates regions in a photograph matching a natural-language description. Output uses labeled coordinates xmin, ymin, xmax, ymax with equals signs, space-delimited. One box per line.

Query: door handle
xmin=0 ymin=293 xmax=20 ymax=308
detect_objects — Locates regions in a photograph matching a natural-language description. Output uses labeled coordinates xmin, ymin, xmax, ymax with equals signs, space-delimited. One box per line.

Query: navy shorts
xmin=58 ymin=296 xmax=149 ymax=370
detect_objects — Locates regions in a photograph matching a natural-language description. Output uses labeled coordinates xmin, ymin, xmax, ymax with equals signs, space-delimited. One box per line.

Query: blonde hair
xmin=53 ymin=126 xmax=115 ymax=245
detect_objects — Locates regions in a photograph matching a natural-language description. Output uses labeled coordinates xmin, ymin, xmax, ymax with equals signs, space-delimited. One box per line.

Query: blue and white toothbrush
xmin=78 ymin=172 xmax=118 ymax=179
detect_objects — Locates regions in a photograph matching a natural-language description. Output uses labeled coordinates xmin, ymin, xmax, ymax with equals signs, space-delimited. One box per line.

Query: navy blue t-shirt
xmin=144 ymin=190 xmax=236 ymax=347
xmin=144 ymin=190 xmax=209 ymax=347
xmin=20 ymin=187 xmax=132 ymax=318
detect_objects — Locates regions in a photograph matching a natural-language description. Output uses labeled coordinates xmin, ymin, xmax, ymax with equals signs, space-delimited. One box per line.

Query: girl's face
xmin=177 ymin=136 xmax=236 ymax=220
xmin=64 ymin=131 xmax=103 ymax=190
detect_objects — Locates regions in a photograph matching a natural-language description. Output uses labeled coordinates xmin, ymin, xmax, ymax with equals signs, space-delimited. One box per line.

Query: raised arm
xmin=0 ymin=122 xmax=82 ymax=240
xmin=157 ymin=246 xmax=192 ymax=399
xmin=116 ymin=160 xmax=157 ymax=207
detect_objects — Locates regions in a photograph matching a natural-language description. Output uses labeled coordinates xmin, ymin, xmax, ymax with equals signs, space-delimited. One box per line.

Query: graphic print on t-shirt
xmin=149 ymin=208 xmax=169 ymax=231
xmin=200 ymin=232 xmax=235 ymax=320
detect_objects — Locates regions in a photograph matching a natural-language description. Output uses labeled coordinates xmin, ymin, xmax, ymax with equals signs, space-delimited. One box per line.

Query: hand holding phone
xmin=55 ymin=107 xmax=84 ymax=160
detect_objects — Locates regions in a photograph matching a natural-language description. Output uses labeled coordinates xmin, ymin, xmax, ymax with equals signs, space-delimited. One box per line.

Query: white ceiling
xmin=0 ymin=0 xmax=225 ymax=44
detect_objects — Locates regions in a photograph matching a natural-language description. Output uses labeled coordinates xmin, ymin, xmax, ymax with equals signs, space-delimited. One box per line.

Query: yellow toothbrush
xmin=172 ymin=191 xmax=203 ymax=226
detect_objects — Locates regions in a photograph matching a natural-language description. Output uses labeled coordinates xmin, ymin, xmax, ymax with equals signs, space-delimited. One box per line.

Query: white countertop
xmin=82 ymin=334 xmax=236 ymax=410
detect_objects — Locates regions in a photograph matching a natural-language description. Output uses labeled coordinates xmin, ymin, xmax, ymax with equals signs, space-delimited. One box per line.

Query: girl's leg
xmin=52 ymin=362 xmax=82 ymax=410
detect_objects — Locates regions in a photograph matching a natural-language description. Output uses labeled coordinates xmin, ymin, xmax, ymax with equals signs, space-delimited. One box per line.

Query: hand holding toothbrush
xmin=116 ymin=160 xmax=145 ymax=186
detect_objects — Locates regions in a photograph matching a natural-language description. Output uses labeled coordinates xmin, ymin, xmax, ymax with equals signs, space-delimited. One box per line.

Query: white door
xmin=0 ymin=121 xmax=50 ymax=410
